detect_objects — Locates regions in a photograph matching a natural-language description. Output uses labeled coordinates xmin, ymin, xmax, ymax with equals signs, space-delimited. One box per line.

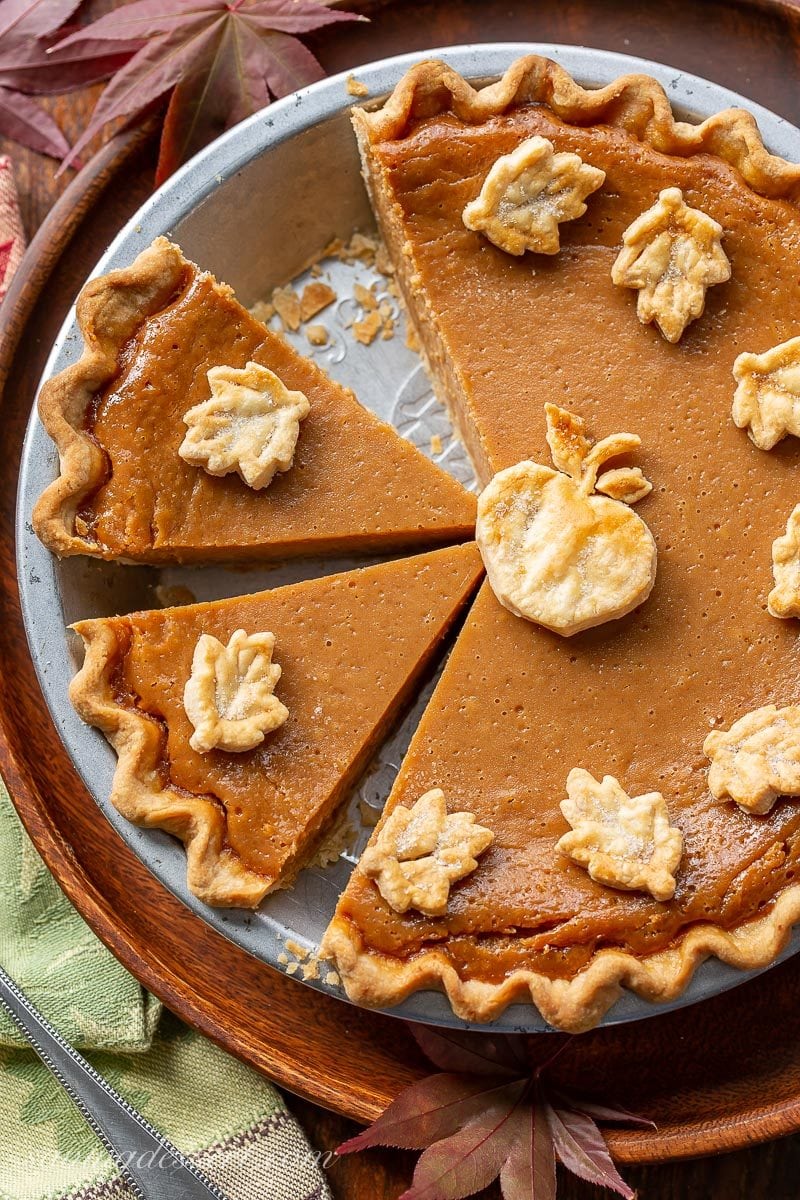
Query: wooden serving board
xmin=4 ymin=0 xmax=800 ymax=1165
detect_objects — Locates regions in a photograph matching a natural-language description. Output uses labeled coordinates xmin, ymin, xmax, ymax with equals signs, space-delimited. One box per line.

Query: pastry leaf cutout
xmin=179 ymin=361 xmax=310 ymax=490
xmin=612 ymin=187 xmax=730 ymax=342
xmin=556 ymin=768 xmax=683 ymax=901
xmin=769 ymin=504 xmax=800 ymax=619
xmin=732 ymin=335 xmax=800 ymax=451
xmin=184 ymin=628 xmax=288 ymax=753
xmin=360 ymin=788 xmax=493 ymax=917
xmin=704 ymin=704 xmax=800 ymax=814
xmin=462 ymin=135 xmax=605 ymax=255
xmin=338 ymin=1025 xmax=652 ymax=1200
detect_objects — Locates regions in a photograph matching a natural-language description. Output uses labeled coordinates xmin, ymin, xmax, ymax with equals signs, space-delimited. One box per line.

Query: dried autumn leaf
xmin=337 ymin=1074 xmax=521 ymax=1154
xmin=53 ymin=0 xmax=365 ymax=181
xmin=0 ymin=0 xmax=138 ymax=157
xmin=543 ymin=1103 xmax=635 ymax=1199
xmin=339 ymin=1028 xmax=646 ymax=1200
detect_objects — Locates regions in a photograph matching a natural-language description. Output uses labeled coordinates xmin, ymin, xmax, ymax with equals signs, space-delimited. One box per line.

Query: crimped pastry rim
xmin=70 ymin=616 xmax=272 ymax=907
xmin=322 ymin=884 xmax=800 ymax=1033
xmin=32 ymin=237 xmax=190 ymax=560
xmin=353 ymin=55 xmax=800 ymax=201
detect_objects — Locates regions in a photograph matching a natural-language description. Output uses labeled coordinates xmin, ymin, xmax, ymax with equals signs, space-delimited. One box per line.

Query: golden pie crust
xmin=320 ymin=57 xmax=800 ymax=1030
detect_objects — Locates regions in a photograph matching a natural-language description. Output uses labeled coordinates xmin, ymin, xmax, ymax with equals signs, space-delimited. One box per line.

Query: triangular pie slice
xmin=70 ymin=543 xmax=483 ymax=907
xmin=323 ymin=582 xmax=800 ymax=1031
xmin=33 ymin=237 xmax=475 ymax=563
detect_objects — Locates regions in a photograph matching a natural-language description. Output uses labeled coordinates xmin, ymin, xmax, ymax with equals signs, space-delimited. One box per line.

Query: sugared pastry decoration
xmin=179 ymin=361 xmax=310 ymax=490
xmin=476 ymin=404 xmax=656 ymax=636
xmin=360 ymin=788 xmax=494 ymax=917
xmin=462 ymin=135 xmax=605 ymax=256
xmin=732 ymin=336 xmax=800 ymax=450
xmin=704 ymin=705 xmax=800 ymax=814
xmin=769 ymin=505 xmax=800 ymax=619
xmin=184 ymin=629 xmax=288 ymax=753
xmin=556 ymin=768 xmax=683 ymax=902
xmin=611 ymin=187 xmax=731 ymax=343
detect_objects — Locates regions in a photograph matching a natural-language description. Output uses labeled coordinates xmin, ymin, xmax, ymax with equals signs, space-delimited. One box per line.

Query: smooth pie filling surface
xmin=324 ymin=69 xmax=800 ymax=1011
xmin=72 ymin=545 xmax=483 ymax=903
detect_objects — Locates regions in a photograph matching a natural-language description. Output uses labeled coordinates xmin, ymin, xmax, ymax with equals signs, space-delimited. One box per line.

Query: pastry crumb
xmin=381 ymin=317 xmax=395 ymax=340
xmin=375 ymin=243 xmax=395 ymax=276
xmin=353 ymin=310 xmax=382 ymax=345
xmin=306 ymin=324 xmax=329 ymax=347
xmin=324 ymin=970 xmax=340 ymax=987
xmin=154 ymin=584 xmax=197 ymax=608
xmin=346 ymin=74 xmax=369 ymax=97
xmin=284 ymin=938 xmax=308 ymax=959
xmin=250 ymin=299 xmax=275 ymax=324
xmin=406 ymin=324 xmax=421 ymax=352
xmin=300 ymin=280 xmax=336 ymax=322
xmin=277 ymin=951 xmax=288 ymax=965
xmin=354 ymin=282 xmax=378 ymax=311
xmin=285 ymin=961 xmax=299 ymax=976
xmin=271 ymin=285 xmax=302 ymax=331
xmin=430 ymin=434 xmax=443 ymax=455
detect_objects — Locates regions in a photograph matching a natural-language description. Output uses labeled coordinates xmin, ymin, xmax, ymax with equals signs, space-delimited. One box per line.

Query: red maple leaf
xmin=338 ymin=1025 xmax=653 ymax=1200
xmin=53 ymin=0 xmax=365 ymax=182
xmin=0 ymin=0 xmax=140 ymax=158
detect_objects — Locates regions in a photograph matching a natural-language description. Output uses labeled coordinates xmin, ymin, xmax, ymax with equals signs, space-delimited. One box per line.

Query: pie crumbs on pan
xmin=359 ymin=788 xmax=493 ymax=917
xmin=556 ymin=769 xmax=683 ymax=902
xmin=179 ymin=362 xmax=310 ymax=491
xmin=183 ymin=629 xmax=288 ymax=754
xmin=611 ymin=187 xmax=731 ymax=342
xmin=769 ymin=505 xmax=800 ymax=619
xmin=461 ymin=134 xmax=605 ymax=255
xmin=732 ymin=335 xmax=800 ymax=450
xmin=704 ymin=705 xmax=800 ymax=814
xmin=475 ymin=404 xmax=656 ymax=635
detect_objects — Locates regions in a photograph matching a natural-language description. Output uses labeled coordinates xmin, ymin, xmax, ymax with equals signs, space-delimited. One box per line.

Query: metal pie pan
xmin=16 ymin=43 xmax=800 ymax=1033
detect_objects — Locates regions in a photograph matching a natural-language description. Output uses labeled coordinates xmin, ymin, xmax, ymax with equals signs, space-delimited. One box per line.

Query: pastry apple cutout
xmin=476 ymin=405 xmax=657 ymax=636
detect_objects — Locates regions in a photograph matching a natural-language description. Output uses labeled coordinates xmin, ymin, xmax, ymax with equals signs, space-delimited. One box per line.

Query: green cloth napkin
xmin=0 ymin=783 xmax=332 ymax=1200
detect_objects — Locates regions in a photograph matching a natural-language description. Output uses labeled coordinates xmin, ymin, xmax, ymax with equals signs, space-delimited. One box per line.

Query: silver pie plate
xmin=16 ymin=43 xmax=800 ymax=1033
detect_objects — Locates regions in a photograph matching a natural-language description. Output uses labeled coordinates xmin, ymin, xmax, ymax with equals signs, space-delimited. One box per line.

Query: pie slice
xmin=33 ymin=237 xmax=475 ymax=563
xmin=70 ymin=543 xmax=483 ymax=907
xmin=323 ymin=583 xmax=800 ymax=1031
xmin=320 ymin=58 xmax=800 ymax=1029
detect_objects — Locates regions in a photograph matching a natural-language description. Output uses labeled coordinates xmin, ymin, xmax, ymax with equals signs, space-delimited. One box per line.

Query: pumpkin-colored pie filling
xmin=321 ymin=60 xmax=800 ymax=1029
xmin=33 ymin=238 xmax=476 ymax=563
xmin=71 ymin=544 xmax=483 ymax=907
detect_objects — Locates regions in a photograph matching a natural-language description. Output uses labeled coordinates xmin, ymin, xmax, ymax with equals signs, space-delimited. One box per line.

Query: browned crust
xmin=32 ymin=237 xmax=191 ymax=559
xmin=70 ymin=617 xmax=271 ymax=908
xmin=354 ymin=56 xmax=800 ymax=201
xmin=321 ymin=885 xmax=800 ymax=1032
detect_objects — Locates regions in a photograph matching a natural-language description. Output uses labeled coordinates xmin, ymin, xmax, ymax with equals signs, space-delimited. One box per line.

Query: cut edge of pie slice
xmin=69 ymin=542 xmax=484 ymax=909
xmin=352 ymin=55 xmax=800 ymax=482
xmin=33 ymin=236 xmax=476 ymax=563
xmin=322 ymin=581 xmax=800 ymax=1033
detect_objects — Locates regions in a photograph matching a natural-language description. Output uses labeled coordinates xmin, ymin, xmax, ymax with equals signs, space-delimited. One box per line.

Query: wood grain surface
xmin=5 ymin=1 xmax=800 ymax=1196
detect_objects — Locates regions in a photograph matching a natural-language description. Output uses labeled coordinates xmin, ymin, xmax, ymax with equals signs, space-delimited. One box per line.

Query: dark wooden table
xmin=6 ymin=0 xmax=800 ymax=1195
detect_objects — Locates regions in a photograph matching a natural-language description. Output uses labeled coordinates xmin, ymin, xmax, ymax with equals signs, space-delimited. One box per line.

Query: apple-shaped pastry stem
xmin=476 ymin=405 xmax=657 ymax=636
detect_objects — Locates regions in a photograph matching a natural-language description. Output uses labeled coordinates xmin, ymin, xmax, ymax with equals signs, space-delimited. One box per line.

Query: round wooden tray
xmin=4 ymin=0 xmax=800 ymax=1164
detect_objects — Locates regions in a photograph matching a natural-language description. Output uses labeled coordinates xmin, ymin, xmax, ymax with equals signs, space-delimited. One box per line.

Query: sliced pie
xmin=320 ymin=58 xmax=800 ymax=1029
xmin=70 ymin=543 xmax=483 ymax=907
xmin=33 ymin=237 xmax=475 ymax=563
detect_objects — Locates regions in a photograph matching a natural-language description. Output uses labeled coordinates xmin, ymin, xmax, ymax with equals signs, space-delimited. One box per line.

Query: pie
xmin=33 ymin=237 xmax=475 ymax=563
xmin=70 ymin=543 xmax=483 ymax=907
xmin=320 ymin=57 xmax=800 ymax=1030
